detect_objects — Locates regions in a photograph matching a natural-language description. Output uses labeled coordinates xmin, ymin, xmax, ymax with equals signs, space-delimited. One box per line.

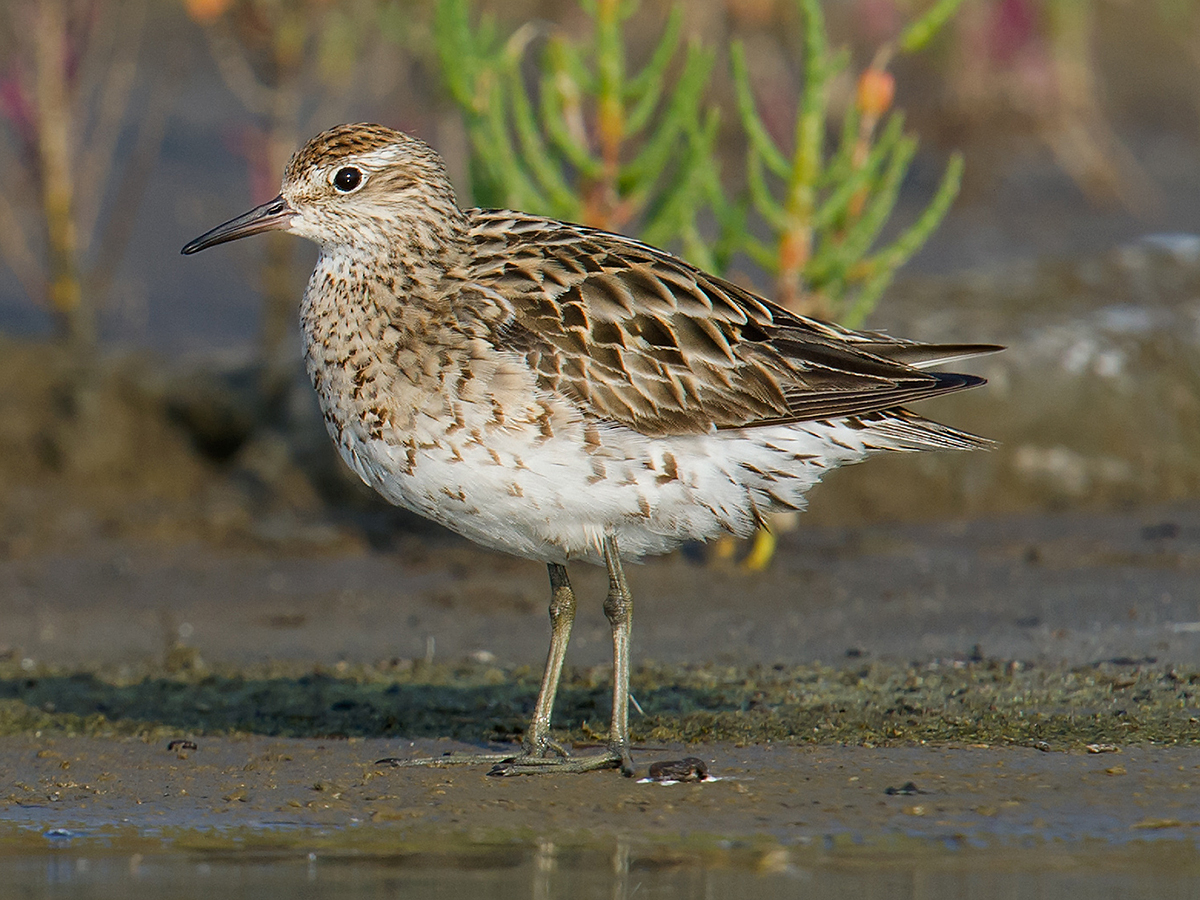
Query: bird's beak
xmin=181 ymin=194 xmax=295 ymax=255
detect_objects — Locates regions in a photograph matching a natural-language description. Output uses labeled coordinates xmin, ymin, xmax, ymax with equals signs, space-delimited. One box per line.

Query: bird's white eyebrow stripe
xmin=339 ymin=147 xmax=406 ymax=172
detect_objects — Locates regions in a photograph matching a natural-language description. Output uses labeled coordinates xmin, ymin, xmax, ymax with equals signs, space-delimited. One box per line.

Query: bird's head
xmin=182 ymin=124 xmax=465 ymax=258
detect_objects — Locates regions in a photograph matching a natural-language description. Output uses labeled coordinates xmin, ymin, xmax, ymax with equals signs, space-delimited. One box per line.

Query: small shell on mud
xmin=643 ymin=757 xmax=710 ymax=783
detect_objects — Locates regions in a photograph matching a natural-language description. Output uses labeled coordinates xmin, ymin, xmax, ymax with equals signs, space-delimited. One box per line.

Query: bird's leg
xmin=375 ymin=563 xmax=575 ymax=770
xmin=385 ymin=559 xmax=623 ymax=775
xmin=521 ymin=563 xmax=576 ymax=758
xmin=487 ymin=537 xmax=633 ymax=776
xmin=601 ymin=533 xmax=636 ymax=776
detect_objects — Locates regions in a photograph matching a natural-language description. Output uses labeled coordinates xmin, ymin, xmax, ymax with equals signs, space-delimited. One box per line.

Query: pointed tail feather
xmin=862 ymin=341 xmax=1005 ymax=370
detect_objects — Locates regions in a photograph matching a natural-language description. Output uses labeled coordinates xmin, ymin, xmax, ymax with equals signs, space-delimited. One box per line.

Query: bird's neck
xmin=304 ymin=247 xmax=466 ymax=343
xmin=317 ymin=204 xmax=471 ymax=315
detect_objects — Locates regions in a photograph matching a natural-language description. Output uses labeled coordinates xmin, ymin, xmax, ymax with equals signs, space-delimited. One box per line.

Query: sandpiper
xmin=183 ymin=123 xmax=999 ymax=776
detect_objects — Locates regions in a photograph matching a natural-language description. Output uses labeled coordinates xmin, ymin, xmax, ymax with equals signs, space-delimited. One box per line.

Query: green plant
xmin=729 ymin=0 xmax=966 ymax=324
xmin=436 ymin=0 xmax=967 ymax=329
xmin=434 ymin=0 xmax=721 ymax=264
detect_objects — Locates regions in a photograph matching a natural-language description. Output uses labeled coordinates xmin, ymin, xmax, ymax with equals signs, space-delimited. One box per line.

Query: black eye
xmin=333 ymin=166 xmax=363 ymax=192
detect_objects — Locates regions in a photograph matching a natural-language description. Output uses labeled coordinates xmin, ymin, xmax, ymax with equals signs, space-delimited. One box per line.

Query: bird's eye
xmin=332 ymin=166 xmax=363 ymax=193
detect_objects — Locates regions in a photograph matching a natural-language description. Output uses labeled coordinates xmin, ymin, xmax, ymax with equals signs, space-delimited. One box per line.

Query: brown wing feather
xmin=468 ymin=210 xmax=997 ymax=436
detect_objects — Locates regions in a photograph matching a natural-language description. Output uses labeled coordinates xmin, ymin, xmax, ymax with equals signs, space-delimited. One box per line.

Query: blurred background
xmin=0 ymin=0 xmax=1198 ymax=559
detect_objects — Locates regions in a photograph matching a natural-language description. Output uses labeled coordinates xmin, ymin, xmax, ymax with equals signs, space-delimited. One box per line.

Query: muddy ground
xmin=2 ymin=736 xmax=1198 ymax=842
xmin=5 ymin=502 xmax=1200 ymax=676
xmin=1 ymin=499 xmax=1199 ymax=855
xmin=5 ymin=740 xmax=1200 ymax=898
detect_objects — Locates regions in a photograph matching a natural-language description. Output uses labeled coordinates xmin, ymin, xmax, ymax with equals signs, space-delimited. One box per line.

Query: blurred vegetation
xmin=0 ymin=0 xmax=1188 ymax=350
xmin=181 ymin=0 xmax=409 ymax=416
xmin=435 ymin=0 xmax=723 ymax=267
xmin=728 ymin=0 xmax=965 ymax=323
xmin=0 ymin=0 xmax=170 ymax=353
xmin=434 ymin=0 xmax=967 ymax=325
xmin=1 ymin=655 xmax=1196 ymax=751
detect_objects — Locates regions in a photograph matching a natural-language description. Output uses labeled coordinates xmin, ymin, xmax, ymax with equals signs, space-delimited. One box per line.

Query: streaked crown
xmin=281 ymin=123 xmax=467 ymax=254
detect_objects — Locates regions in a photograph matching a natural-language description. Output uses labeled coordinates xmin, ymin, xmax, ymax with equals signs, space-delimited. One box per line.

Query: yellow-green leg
xmin=381 ymin=550 xmax=632 ymax=776
xmin=489 ymin=535 xmax=633 ymax=776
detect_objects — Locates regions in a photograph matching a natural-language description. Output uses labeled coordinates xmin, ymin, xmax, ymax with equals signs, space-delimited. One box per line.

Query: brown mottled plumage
xmin=184 ymin=123 xmax=999 ymax=777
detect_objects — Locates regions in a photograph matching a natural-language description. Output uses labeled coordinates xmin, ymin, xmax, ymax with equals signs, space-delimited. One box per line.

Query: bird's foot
xmin=374 ymin=736 xmax=575 ymax=771
xmin=375 ymin=741 xmax=633 ymax=777
xmin=487 ymin=742 xmax=633 ymax=777
xmin=374 ymin=750 xmax=516 ymax=769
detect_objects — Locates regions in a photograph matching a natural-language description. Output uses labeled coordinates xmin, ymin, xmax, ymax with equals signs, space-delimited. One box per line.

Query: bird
xmin=183 ymin=123 xmax=999 ymax=776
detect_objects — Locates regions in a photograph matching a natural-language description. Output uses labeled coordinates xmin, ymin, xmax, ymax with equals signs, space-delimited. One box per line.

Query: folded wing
xmin=467 ymin=210 xmax=1000 ymax=439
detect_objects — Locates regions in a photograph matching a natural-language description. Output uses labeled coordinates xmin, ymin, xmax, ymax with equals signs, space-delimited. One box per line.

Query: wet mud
xmin=0 ymin=502 xmax=1198 ymax=862
xmin=2 ymin=735 xmax=1200 ymax=899
xmin=1 ymin=735 xmax=1198 ymax=842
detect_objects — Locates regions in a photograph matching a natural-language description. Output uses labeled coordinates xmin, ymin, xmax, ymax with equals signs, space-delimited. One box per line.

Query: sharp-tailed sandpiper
xmin=183 ymin=123 xmax=998 ymax=776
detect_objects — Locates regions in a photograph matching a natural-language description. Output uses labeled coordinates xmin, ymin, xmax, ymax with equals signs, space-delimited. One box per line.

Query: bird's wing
xmin=466 ymin=210 xmax=999 ymax=437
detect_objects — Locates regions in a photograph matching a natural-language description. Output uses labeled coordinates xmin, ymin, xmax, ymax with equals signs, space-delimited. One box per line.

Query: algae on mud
xmin=0 ymin=655 xmax=1196 ymax=753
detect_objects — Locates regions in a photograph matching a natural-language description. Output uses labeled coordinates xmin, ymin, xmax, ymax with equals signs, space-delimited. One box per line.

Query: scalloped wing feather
xmin=467 ymin=210 xmax=999 ymax=438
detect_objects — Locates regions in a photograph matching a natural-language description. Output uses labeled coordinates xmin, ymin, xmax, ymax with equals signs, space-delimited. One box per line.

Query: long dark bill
xmin=181 ymin=194 xmax=294 ymax=255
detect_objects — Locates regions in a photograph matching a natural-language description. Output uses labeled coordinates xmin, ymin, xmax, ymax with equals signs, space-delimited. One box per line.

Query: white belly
xmin=333 ymin=413 xmax=873 ymax=566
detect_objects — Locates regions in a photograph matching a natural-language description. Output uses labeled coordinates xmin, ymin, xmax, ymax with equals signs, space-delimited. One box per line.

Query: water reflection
xmin=4 ymin=833 xmax=1200 ymax=899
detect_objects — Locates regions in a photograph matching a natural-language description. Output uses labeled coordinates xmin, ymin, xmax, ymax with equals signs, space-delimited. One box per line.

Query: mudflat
xmin=1 ymin=503 xmax=1198 ymax=850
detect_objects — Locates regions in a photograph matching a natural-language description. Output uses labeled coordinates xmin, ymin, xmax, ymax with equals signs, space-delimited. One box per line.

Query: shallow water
xmin=7 ymin=829 xmax=1200 ymax=899
xmin=3 ymin=735 xmax=1200 ymax=898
